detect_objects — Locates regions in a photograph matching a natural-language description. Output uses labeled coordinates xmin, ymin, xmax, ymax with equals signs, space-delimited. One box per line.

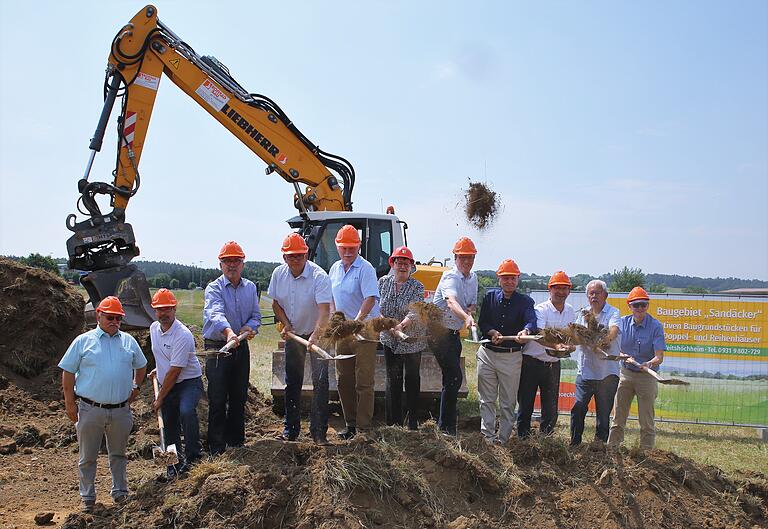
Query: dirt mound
xmin=0 ymin=258 xmax=84 ymax=377
xmin=463 ymin=181 xmax=500 ymax=230
xmin=58 ymin=425 xmax=766 ymax=529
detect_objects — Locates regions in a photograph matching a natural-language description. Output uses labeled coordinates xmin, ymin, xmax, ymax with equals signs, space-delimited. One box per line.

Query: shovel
xmin=624 ymin=356 xmax=690 ymax=385
xmin=286 ymin=332 xmax=355 ymax=361
xmin=354 ymin=333 xmax=380 ymax=343
xmin=595 ymin=347 xmax=629 ymax=361
xmin=194 ymin=332 xmax=251 ymax=359
xmin=152 ymin=377 xmax=179 ymax=467
xmin=465 ymin=332 xmax=543 ymax=345
xmin=359 ymin=329 xmax=416 ymax=343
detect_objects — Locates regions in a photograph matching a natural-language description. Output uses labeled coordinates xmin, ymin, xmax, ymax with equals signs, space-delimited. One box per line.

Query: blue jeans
xmin=570 ymin=374 xmax=619 ymax=445
xmin=161 ymin=376 xmax=203 ymax=464
xmin=205 ymin=340 xmax=250 ymax=455
xmin=284 ymin=336 xmax=329 ymax=440
xmin=384 ymin=346 xmax=421 ymax=429
xmin=430 ymin=332 xmax=463 ymax=435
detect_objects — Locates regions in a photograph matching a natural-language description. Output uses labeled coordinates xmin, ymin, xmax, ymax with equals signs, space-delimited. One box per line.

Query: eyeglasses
xmin=104 ymin=314 xmax=123 ymax=322
xmin=221 ymin=258 xmax=244 ymax=266
xmin=629 ymin=302 xmax=649 ymax=309
xmin=284 ymin=254 xmax=306 ymax=260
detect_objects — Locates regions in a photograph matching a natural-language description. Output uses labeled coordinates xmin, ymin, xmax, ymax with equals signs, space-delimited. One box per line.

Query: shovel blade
xmin=152 ymin=444 xmax=179 ymax=466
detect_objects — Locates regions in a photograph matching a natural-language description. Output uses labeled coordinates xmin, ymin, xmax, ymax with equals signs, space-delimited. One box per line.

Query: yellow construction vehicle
xmin=65 ymin=5 xmax=447 ymax=328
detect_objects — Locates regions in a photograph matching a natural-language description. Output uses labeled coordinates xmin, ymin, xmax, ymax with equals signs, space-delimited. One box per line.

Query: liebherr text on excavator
xmin=66 ymin=5 xmax=445 ymax=328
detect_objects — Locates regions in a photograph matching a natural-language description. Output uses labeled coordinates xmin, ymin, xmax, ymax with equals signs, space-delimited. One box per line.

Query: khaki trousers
xmin=335 ymin=338 xmax=377 ymax=430
xmin=608 ymin=367 xmax=658 ymax=449
xmin=476 ymin=346 xmax=523 ymax=442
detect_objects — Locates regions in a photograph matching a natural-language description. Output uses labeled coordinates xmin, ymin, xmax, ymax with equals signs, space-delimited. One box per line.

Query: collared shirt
xmin=524 ymin=299 xmax=575 ymax=362
xmin=328 ymin=255 xmax=381 ymax=321
xmin=478 ymin=289 xmax=536 ymax=350
xmin=268 ymin=261 xmax=332 ymax=335
xmin=58 ymin=327 xmax=147 ymax=404
xmin=203 ymin=274 xmax=262 ymax=340
xmin=433 ymin=267 xmax=478 ymax=331
xmin=378 ymin=275 xmax=427 ymax=354
xmin=150 ymin=319 xmax=202 ymax=385
xmin=574 ymin=303 xmax=621 ymax=380
xmin=620 ymin=313 xmax=666 ymax=372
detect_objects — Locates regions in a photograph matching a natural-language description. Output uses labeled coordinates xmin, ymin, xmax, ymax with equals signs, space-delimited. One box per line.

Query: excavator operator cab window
xmin=366 ymin=219 xmax=393 ymax=278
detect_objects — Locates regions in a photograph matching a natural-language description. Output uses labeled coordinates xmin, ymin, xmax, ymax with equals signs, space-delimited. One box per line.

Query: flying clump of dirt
xmin=568 ymin=310 xmax=612 ymax=351
xmin=409 ymin=302 xmax=448 ymax=339
xmin=464 ymin=181 xmax=500 ymax=230
xmin=366 ymin=317 xmax=399 ymax=333
xmin=0 ymin=259 xmax=85 ymax=377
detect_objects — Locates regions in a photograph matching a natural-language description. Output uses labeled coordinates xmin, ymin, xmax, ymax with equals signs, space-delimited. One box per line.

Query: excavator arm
xmin=66 ymin=5 xmax=355 ymax=327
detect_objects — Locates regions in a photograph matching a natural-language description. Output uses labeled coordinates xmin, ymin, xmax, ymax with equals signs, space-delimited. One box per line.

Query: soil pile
xmin=463 ymin=181 xmax=500 ymax=230
xmin=0 ymin=259 xmax=85 ymax=377
xmin=57 ymin=425 xmax=766 ymax=529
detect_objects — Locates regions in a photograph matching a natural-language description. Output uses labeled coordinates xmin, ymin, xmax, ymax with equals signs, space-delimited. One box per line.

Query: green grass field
xmin=141 ymin=288 xmax=768 ymax=476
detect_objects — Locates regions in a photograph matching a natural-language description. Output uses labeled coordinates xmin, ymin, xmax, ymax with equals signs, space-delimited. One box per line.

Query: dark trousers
xmin=430 ymin=332 xmax=463 ymax=435
xmin=161 ymin=376 xmax=204 ymax=465
xmin=517 ymin=356 xmax=561 ymax=438
xmin=205 ymin=340 xmax=250 ymax=455
xmin=284 ymin=336 xmax=329 ymax=440
xmin=384 ymin=346 xmax=421 ymax=429
xmin=570 ymin=374 xmax=619 ymax=445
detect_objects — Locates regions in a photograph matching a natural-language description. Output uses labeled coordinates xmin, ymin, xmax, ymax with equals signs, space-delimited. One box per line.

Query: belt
xmin=524 ymin=355 xmax=558 ymax=366
xmin=78 ymin=396 xmax=128 ymax=409
xmin=485 ymin=344 xmax=522 ymax=353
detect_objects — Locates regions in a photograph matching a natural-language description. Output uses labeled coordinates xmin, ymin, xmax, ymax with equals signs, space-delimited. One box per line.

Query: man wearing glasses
xmin=59 ymin=296 xmax=147 ymax=512
xmin=269 ymin=233 xmax=332 ymax=444
xmin=608 ymin=287 xmax=666 ymax=450
xmin=203 ymin=241 xmax=261 ymax=455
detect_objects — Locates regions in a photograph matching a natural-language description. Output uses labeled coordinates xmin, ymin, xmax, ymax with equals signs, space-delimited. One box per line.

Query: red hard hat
xmin=335 ymin=225 xmax=361 ymax=246
xmin=281 ymin=233 xmax=309 ymax=255
xmin=548 ymin=271 xmax=572 ymax=288
xmin=218 ymin=241 xmax=245 ymax=260
xmin=627 ymin=286 xmax=650 ymax=303
xmin=388 ymin=246 xmax=415 ymax=267
xmin=496 ymin=259 xmax=521 ymax=276
xmin=96 ymin=296 xmax=126 ymax=316
xmin=151 ymin=288 xmax=177 ymax=308
xmin=452 ymin=237 xmax=477 ymax=255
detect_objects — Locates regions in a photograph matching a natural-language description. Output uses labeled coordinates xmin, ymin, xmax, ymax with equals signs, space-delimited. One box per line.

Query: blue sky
xmin=1 ymin=1 xmax=766 ymax=279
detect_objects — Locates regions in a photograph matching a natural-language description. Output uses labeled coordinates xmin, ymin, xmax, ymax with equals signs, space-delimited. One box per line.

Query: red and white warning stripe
xmin=123 ymin=111 xmax=137 ymax=148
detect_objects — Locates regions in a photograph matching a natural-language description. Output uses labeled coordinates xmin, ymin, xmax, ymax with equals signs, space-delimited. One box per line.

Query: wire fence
xmin=528 ymin=291 xmax=768 ymax=428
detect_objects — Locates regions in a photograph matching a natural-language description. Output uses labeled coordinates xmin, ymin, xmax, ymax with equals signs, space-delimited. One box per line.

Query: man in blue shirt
xmin=608 ymin=287 xmax=666 ymax=450
xmin=328 ymin=225 xmax=380 ymax=439
xmin=432 ymin=236 xmax=479 ymax=436
xmin=570 ymin=280 xmax=621 ymax=446
xmin=476 ymin=259 xmax=536 ymax=443
xmin=270 ymin=233 xmax=332 ymax=443
xmin=59 ymin=296 xmax=147 ymax=511
xmin=203 ymin=241 xmax=261 ymax=455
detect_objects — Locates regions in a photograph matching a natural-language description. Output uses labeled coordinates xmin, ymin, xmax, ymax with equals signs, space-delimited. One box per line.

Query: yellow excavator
xmin=66 ymin=5 xmax=447 ymax=328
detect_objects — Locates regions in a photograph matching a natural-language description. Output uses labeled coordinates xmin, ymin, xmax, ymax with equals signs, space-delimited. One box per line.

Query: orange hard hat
xmin=218 ymin=241 xmax=245 ymax=260
xmin=388 ymin=246 xmax=415 ymax=267
xmin=496 ymin=259 xmax=521 ymax=276
xmin=96 ymin=296 xmax=126 ymax=316
xmin=627 ymin=286 xmax=650 ymax=303
xmin=151 ymin=288 xmax=177 ymax=308
xmin=548 ymin=271 xmax=572 ymax=288
xmin=452 ymin=237 xmax=477 ymax=255
xmin=335 ymin=225 xmax=361 ymax=246
xmin=281 ymin=233 xmax=309 ymax=255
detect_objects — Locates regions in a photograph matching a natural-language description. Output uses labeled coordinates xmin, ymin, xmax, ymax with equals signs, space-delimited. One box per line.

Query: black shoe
xmin=337 ymin=427 xmax=356 ymax=440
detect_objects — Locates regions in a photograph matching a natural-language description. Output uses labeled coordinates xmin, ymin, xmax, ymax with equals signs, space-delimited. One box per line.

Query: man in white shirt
xmin=431 ymin=236 xmax=478 ymax=436
xmin=517 ymin=271 xmax=575 ymax=438
xmin=269 ymin=233 xmax=332 ymax=444
xmin=149 ymin=289 xmax=203 ymax=477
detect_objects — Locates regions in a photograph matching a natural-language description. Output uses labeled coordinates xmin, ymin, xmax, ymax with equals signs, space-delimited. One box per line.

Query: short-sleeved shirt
xmin=328 ymin=255 xmax=381 ymax=321
xmin=620 ymin=313 xmax=666 ymax=372
xmin=575 ymin=303 xmax=621 ymax=380
xmin=203 ymin=274 xmax=262 ymax=340
xmin=378 ymin=275 xmax=427 ymax=354
xmin=268 ymin=261 xmax=332 ymax=335
xmin=433 ymin=267 xmax=478 ymax=331
xmin=58 ymin=327 xmax=147 ymax=404
xmin=150 ymin=319 xmax=202 ymax=385
xmin=524 ymin=300 xmax=575 ymax=362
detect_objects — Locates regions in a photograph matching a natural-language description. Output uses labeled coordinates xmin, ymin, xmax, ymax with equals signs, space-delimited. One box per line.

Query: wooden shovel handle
xmin=498 ymin=335 xmax=542 ymax=342
xmin=286 ymin=332 xmax=333 ymax=360
xmin=221 ymin=332 xmax=252 ymax=353
xmin=624 ymin=356 xmax=663 ymax=381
